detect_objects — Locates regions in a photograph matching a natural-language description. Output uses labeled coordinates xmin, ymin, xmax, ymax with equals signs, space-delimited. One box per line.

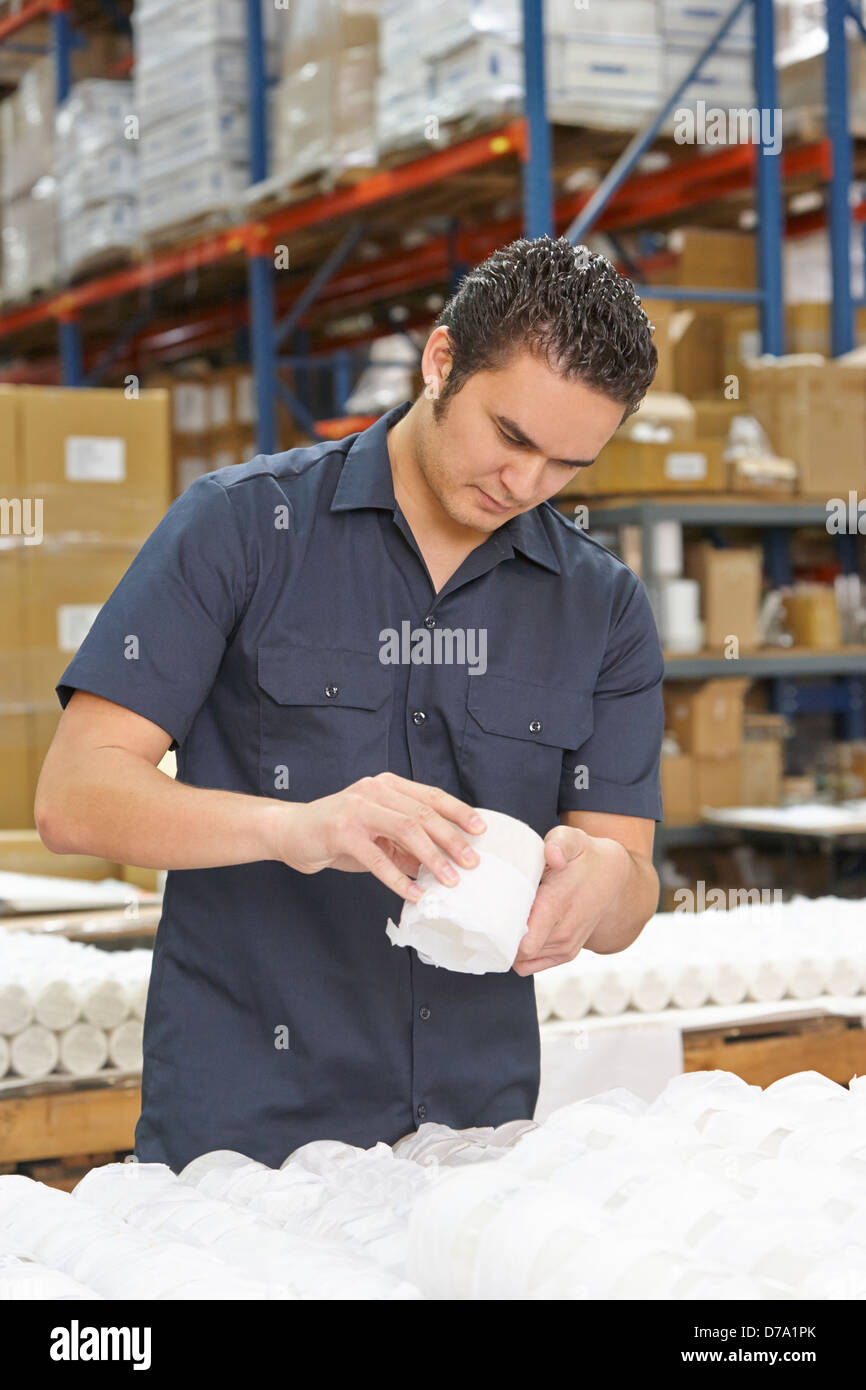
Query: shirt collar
xmin=330 ymin=399 xmax=561 ymax=574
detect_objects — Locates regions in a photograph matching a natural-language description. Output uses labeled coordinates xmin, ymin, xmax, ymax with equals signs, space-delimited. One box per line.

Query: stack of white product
xmin=4 ymin=1069 xmax=866 ymax=1299
xmin=0 ymin=57 xmax=58 ymax=301
xmin=55 ymin=80 xmax=137 ymax=279
xmin=376 ymin=0 xmax=759 ymax=151
xmin=133 ymin=0 xmax=277 ymax=233
xmin=271 ymin=0 xmax=379 ymax=186
xmin=377 ymin=0 xmax=522 ymax=152
xmin=534 ymin=895 xmax=866 ymax=1023
xmin=0 ymin=927 xmax=149 ymax=1081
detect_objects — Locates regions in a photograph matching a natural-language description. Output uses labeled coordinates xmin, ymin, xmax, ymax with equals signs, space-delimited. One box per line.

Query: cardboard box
xmin=0 ymin=828 xmax=121 ymax=879
xmin=22 ymin=541 xmax=140 ymax=704
xmin=0 ymin=712 xmax=36 ymax=829
xmin=686 ymin=542 xmax=763 ymax=650
xmin=0 ymin=385 xmax=21 ymax=490
xmin=0 ymin=542 xmax=27 ymax=703
xmin=739 ymin=739 xmax=783 ymax=806
xmin=675 ymin=228 xmax=756 ymax=290
xmin=746 ymin=359 xmax=866 ymax=497
xmin=660 ymin=751 xmax=697 ymax=825
xmin=640 ymin=298 xmax=680 ymax=393
xmin=780 ymin=585 xmax=842 ymax=649
xmin=695 ymin=754 xmax=743 ymax=809
xmin=624 ymin=391 xmax=697 ymax=442
xmin=664 ymin=678 xmax=751 ymax=758
xmin=17 ymin=386 xmax=172 ymax=544
xmin=690 ymin=398 xmax=739 ymax=439
xmin=567 ymin=437 xmax=725 ymax=496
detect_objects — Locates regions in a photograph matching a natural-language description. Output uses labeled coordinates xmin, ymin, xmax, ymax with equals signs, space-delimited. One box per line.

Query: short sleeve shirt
xmin=57 ymin=400 xmax=665 ymax=1172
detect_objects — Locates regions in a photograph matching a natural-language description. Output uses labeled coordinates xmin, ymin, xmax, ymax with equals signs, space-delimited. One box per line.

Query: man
xmin=35 ymin=236 xmax=664 ymax=1173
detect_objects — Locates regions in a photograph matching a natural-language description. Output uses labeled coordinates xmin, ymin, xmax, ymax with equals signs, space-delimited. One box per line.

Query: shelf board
xmin=663 ymin=647 xmax=866 ymax=677
xmin=565 ymin=494 xmax=835 ymax=527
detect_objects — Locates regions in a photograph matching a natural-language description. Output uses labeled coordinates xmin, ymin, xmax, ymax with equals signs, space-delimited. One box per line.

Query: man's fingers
xmin=349 ymin=834 xmax=424 ymax=902
xmin=372 ymin=787 xmax=483 ymax=872
xmin=513 ymin=956 xmax=564 ymax=976
xmin=544 ymin=824 xmax=587 ymax=865
xmin=380 ymin=775 xmax=486 ymax=836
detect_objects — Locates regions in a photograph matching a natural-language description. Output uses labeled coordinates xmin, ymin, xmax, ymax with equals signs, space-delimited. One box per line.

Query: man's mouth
xmin=475 ymin=487 xmax=514 ymax=514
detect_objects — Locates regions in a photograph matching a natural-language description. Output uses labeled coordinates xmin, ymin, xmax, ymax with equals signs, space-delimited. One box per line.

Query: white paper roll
xmin=657 ymin=578 xmax=702 ymax=653
xmin=651 ymin=520 xmax=684 ymax=578
xmin=550 ymin=969 xmax=591 ymax=1021
xmin=33 ymin=978 xmax=80 ymax=1031
xmin=386 ymin=809 xmax=545 ymax=974
xmin=10 ymin=1024 xmax=60 ymax=1079
xmin=79 ymin=978 xmax=129 ymax=1030
xmin=588 ymin=969 xmax=630 ymax=1017
xmin=58 ymin=1023 xmax=109 ymax=1076
xmin=107 ymin=1019 xmax=143 ymax=1071
xmin=0 ymin=982 xmax=33 ymax=1036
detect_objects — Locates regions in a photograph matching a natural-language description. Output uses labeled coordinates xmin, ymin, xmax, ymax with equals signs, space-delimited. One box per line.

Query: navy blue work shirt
xmin=57 ymin=400 xmax=664 ymax=1172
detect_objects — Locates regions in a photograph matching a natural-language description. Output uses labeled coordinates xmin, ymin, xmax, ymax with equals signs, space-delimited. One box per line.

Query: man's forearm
xmin=37 ymin=746 xmax=293 ymax=870
xmin=583 ymin=842 xmax=659 ymax=954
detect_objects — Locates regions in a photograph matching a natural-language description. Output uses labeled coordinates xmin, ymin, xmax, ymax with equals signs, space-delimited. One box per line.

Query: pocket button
xmin=324 ymin=685 xmax=339 ymax=698
xmin=529 ymin=719 xmax=543 ymax=734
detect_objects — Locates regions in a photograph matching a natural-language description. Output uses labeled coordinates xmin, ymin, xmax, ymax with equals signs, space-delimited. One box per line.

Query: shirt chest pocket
xmin=460 ymin=675 xmax=594 ymax=834
xmin=257 ymin=645 xmax=391 ymax=801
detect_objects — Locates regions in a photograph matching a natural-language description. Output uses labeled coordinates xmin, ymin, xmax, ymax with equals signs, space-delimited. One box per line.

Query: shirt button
xmin=412 ymin=710 xmax=427 ymax=725
xmin=529 ymin=719 xmax=543 ymax=733
xmin=424 ymin=615 xmax=436 ymax=628
xmin=324 ymin=685 xmax=339 ymax=699
xmin=417 ymin=1104 xmax=428 ymax=1121
xmin=419 ymin=1006 xmax=431 ymax=1020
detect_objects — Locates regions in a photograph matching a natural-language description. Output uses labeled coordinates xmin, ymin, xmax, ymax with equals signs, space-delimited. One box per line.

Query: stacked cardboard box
xmin=148 ymin=367 xmax=257 ymax=495
xmin=56 ymin=80 xmax=137 ymax=280
xmin=684 ymin=542 xmax=764 ymax=652
xmin=661 ymin=678 xmax=751 ymax=824
xmin=133 ymin=0 xmax=278 ymax=233
xmin=0 ymin=386 xmax=171 ymax=829
xmin=272 ymin=0 xmax=378 ymax=185
xmin=0 ymin=36 xmax=131 ymax=302
xmin=746 ymin=357 xmax=866 ymax=497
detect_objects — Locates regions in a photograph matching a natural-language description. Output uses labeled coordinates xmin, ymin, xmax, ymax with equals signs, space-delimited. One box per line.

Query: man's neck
xmin=387 ymin=406 xmax=487 ymax=553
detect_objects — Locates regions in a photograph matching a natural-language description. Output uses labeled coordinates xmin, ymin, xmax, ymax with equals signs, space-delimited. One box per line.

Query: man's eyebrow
xmin=496 ymin=414 xmax=595 ymax=468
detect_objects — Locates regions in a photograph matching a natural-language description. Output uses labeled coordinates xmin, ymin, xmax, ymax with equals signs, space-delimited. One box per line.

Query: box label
xmin=57 ymin=603 xmax=101 ymax=652
xmin=65 ymin=436 xmax=126 ymax=482
xmin=665 ymin=450 xmax=707 ymax=480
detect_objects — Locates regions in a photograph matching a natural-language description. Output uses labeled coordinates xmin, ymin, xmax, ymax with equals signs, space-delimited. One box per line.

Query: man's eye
xmin=497 ymin=426 xmax=524 ymax=447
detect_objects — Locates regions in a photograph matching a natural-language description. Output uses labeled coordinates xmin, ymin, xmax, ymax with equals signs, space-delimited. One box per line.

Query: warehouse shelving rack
xmin=1 ymin=1 xmax=865 ymax=425
xmin=0 ymin=1 xmax=863 ymax=874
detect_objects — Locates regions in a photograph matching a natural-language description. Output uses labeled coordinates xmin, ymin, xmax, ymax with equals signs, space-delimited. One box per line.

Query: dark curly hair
xmin=432 ymin=235 xmax=657 ymax=421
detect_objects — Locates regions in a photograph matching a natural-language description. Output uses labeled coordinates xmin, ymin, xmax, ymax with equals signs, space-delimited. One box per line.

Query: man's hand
xmin=270 ymin=772 xmax=486 ymax=901
xmin=512 ymin=824 xmax=634 ymax=975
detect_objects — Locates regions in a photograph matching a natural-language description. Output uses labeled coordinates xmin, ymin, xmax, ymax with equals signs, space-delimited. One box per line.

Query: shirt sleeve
xmin=56 ymin=474 xmax=249 ymax=751
xmin=558 ymin=574 xmax=665 ymax=821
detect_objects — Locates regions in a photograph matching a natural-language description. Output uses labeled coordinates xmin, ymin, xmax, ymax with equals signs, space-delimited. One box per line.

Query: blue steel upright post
xmin=753 ymin=0 xmax=784 ymax=354
xmin=245 ymin=0 xmax=277 ymax=454
xmin=825 ymin=0 xmax=855 ymax=355
xmin=521 ymin=0 xmax=553 ymax=237
xmin=54 ymin=2 xmax=82 ymax=384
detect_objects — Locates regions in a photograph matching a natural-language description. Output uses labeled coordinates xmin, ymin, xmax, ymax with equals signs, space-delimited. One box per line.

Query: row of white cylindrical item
xmin=2 ymin=1068 xmax=866 ymax=1299
xmin=0 ymin=1020 xmax=143 ymax=1081
xmin=0 ymin=928 xmax=149 ymax=1079
xmin=535 ymin=896 xmax=866 ymax=1021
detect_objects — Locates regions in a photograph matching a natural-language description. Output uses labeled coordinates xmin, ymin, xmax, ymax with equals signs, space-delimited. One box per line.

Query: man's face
xmin=416 ymin=349 xmax=627 ymax=533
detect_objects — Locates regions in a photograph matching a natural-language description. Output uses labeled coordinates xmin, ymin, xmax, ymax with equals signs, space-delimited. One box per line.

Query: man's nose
xmin=500 ymin=459 xmax=546 ymax=503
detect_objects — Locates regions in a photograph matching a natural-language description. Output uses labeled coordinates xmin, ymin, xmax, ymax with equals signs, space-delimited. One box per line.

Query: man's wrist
xmin=258 ymin=797 xmax=306 ymax=866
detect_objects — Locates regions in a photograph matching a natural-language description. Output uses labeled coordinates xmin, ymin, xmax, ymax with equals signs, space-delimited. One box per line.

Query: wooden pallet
xmin=683 ymin=1013 xmax=866 ymax=1088
xmin=0 ymin=1075 xmax=141 ymax=1167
